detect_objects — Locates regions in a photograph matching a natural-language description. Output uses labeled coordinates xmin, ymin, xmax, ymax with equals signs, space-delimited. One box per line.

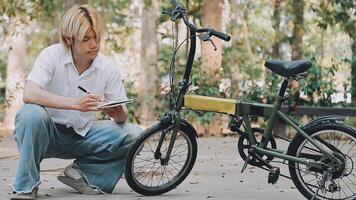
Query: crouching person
xmin=10 ymin=4 xmax=142 ymax=200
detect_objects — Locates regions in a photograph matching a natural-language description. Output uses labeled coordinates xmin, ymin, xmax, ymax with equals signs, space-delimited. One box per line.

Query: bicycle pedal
xmin=268 ymin=167 xmax=280 ymax=184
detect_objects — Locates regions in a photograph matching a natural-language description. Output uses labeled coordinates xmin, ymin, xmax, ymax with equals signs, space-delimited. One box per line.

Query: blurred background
xmin=0 ymin=0 xmax=355 ymax=137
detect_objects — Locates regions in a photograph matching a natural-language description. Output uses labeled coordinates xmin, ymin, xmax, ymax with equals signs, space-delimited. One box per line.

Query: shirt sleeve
xmin=27 ymin=48 xmax=54 ymax=88
xmin=104 ymin=65 xmax=128 ymax=101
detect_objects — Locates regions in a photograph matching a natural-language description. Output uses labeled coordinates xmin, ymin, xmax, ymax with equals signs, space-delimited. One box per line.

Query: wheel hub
xmin=323 ymin=153 xmax=346 ymax=179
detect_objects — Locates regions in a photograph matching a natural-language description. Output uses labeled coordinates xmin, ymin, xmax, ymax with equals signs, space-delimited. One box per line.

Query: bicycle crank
xmin=237 ymin=128 xmax=277 ymax=167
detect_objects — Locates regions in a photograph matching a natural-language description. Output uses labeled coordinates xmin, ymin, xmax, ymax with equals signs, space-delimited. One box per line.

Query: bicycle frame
xmin=182 ymin=80 xmax=343 ymax=170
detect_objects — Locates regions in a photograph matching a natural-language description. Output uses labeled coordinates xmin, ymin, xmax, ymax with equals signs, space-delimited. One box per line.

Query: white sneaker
xmin=10 ymin=187 xmax=38 ymax=200
xmin=63 ymin=164 xmax=82 ymax=180
xmin=57 ymin=164 xmax=102 ymax=195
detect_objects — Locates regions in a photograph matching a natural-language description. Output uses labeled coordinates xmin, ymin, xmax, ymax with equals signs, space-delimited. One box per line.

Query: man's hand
xmin=76 ymin=95 xmax=102 ymax=112
xmin=100 ymin=105 xmax=128 ymax=123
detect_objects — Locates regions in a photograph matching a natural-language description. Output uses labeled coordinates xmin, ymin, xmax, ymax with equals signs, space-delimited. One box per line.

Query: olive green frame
xmin=235 ymin=95 xmax=342 ymax=169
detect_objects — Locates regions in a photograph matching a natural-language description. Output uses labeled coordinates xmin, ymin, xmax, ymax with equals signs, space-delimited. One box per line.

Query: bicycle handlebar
xmin=197 ymin=28 xmax=231 ymax=41
xmin=210 ymin=29 xmax=231 ymax=41
xmin=171 ymin=0 xmax=230 ymax=42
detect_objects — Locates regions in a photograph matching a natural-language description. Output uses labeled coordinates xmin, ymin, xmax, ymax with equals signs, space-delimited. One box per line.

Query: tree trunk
xmin=201 ymin=0 xmax=223 ymax=80
xmin=3 ymin=32 xmax=26 ymax=131
xmin=229 ymin=0 xmax=239 ymax=99
xmin=272 ymin=0 xmax=281 ymax=59
xmin=270 ymin=0 xmax=286 ymax=138
xmin=352 ymin=38 xmax=356 ymax=105
xmin=290 ymin=0 xmax=305 ymax=105
xmin=138 ymin=0 xmax=159 ymax=126
xmin=291 ymin=0 xmax=304 ymax=60
xmin=269 ymin=0 xmax=281 ymax=88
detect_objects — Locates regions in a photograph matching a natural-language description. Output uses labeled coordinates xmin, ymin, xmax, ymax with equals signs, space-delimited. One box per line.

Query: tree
xmin=229 ymin=0 xmax=240 ymax=99
xmin=271 ymin=0 xmax=287 ymax=138
xmin=201 ymin=0 xmax=223 ymax=79
xmin=200 ymin=0 xmax=224 ymax=136
xmin=3 ymin=31 xmax=26 ymax=131
xmin=0 ymin=1 xmax=56 ymax=131
xmin=291 ymin=0 xmax=305 ymax=60
xmin=138 ymin=0 xmax=159 ymax=125
xmin=272 ymin=0 xmax=282 ymax=59
xmin=289 ymin=0 xmax=305 ymax=106
xmin=1 ymin=4 xmax=28 ymax=131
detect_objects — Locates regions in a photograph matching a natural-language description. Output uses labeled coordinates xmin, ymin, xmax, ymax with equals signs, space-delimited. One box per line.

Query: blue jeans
xmin=12 ymin=104 xmax=142 ymax=193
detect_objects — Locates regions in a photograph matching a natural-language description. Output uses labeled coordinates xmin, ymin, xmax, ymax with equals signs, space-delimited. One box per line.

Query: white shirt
xmin=27 ymin=43 xmax=127 ymax=137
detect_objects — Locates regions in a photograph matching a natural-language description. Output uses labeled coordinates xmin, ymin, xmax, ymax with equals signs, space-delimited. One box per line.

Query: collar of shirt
xmin=63 ymin=48 xmax=100 ymax=77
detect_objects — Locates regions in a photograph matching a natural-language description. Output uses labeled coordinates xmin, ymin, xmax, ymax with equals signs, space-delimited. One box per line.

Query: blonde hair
xmin=59 ymin=4 xmax=102 ymax=49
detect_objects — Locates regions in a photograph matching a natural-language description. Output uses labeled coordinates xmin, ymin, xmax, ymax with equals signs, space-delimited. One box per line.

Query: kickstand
xmin=311 ymin=168 xmax=332 ymax=200
xmin=241 ymin=155 xmax=252 ymax=173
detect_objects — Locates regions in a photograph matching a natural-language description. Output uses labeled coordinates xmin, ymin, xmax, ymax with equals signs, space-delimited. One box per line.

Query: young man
xmin=10 ymin=5 xmax=142 ymax=200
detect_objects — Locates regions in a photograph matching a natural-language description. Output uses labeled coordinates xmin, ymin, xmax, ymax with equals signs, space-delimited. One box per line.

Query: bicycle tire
xmin=124 ymin=122 xmax=197 ymax=196
xmin=288 ymin=123 xmax=356 ymax=200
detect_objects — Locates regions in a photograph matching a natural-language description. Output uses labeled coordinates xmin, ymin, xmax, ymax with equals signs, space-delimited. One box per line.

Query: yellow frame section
xmin=183 ymin=95 xmax=237 ymax=115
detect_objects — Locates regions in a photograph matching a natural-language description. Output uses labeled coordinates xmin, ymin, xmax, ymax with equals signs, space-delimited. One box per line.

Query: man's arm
xmin=100 ymin=105 xmax=128 ymax=124
xmin=23 ymin=80 xmax=101 ymax=112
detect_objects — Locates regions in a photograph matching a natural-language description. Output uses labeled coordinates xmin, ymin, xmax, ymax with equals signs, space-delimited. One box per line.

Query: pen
xmin=78 ymin=86 xmax=89 ymax=94
xmin=78 ymin=86 xmax=105 ymax=102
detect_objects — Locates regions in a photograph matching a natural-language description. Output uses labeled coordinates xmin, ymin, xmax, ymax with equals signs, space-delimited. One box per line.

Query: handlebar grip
xmin=172 ymin=0 xmax=182 ymax=7
xmin=210 ymin=29 xmax=231 ymax=41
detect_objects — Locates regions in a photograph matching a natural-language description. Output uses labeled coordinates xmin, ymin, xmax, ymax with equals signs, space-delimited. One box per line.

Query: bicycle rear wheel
xmin=288 ymin=123 xmax=356 ymax=200
xmin=124 ymin=122 xmax=197 ymax=196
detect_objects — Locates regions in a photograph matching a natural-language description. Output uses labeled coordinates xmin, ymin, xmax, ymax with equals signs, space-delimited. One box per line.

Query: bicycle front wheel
xmin=288 ymin=123 xmax=356 ymax=200
xmin=124 ymin=123 xmax=197 ymax=196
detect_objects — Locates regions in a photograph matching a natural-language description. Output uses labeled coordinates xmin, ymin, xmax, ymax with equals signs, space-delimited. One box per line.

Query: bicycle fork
xmin=154 ymin=113 xmax=181 ymax=165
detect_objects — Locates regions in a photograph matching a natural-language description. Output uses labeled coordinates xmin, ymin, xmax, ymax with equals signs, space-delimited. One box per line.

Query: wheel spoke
xmin=343 ymin=176 xmax=356 ymax=194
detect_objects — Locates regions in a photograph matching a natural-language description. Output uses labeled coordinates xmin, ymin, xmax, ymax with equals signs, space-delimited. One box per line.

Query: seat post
xmin=278 ymin=79 xmax=289 ymax=97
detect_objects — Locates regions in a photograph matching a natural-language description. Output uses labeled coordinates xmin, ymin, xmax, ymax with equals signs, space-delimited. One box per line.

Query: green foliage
xmin=125 ymin=81 xmax=141 ymax=124
xmin=0 ymin=0 xmax=57 ymax=24
xmin=315 ymin=0 xmax=355 ymax=38
xmin=298 ymin=57 xmax=345 ymax=106
xmin=91 ymin=0 xmax=134 ymax=52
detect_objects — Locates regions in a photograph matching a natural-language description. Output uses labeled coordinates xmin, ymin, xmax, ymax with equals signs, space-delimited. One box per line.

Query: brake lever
xmin=200 ymin=33 xmax=217 ymax=51
xmin=208 ymin=38 xmax=217 ymax=51
xmin=200 ymin=33 xmax=210 ymax=41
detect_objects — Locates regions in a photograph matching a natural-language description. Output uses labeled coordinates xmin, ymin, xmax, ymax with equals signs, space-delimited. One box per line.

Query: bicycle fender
xmin=159 ymin=115 xmax=198 ymax=138
xmin=302 ymin=115 xmax=347 ymax=130
xmin=180 ymin=119 xmax=199 ymax=138
xmin=287 ymin=115 xmax=347 ymax=156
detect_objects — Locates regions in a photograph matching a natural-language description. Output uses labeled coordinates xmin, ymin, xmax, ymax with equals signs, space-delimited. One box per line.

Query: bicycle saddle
xmin=264 ymin=59 xmax=312 ymax=77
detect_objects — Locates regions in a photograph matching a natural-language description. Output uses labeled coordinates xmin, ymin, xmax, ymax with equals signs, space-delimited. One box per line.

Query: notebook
xmin=96 ymin=99 xmax=133 ymax=108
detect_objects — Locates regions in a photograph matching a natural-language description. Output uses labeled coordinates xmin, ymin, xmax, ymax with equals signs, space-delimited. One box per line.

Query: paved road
xmin=0 ymin=133 xmax=305 ymax=200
